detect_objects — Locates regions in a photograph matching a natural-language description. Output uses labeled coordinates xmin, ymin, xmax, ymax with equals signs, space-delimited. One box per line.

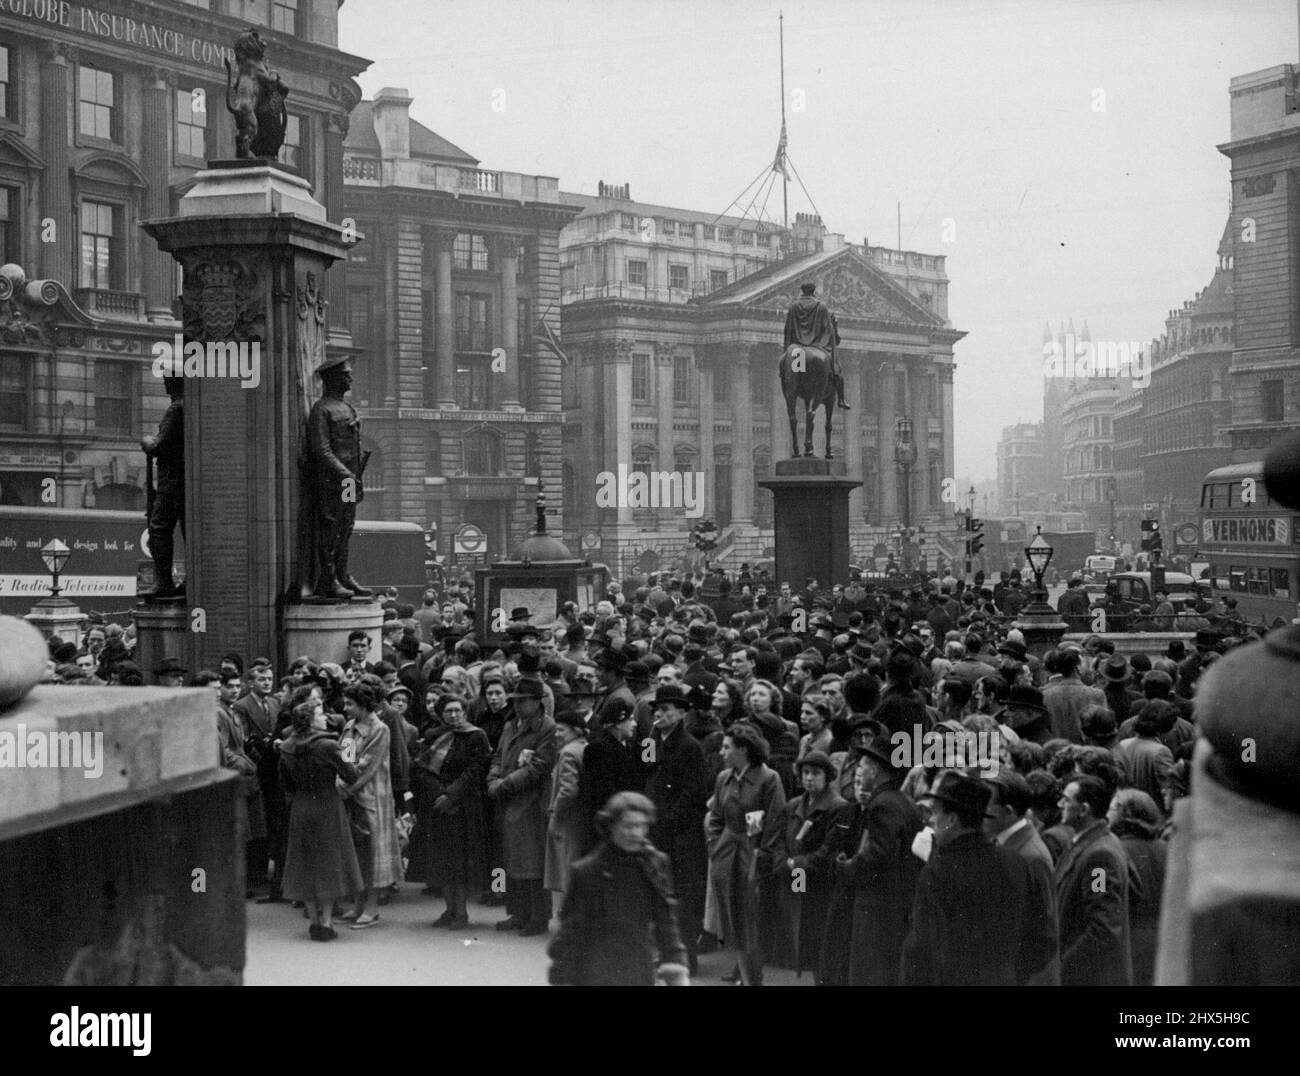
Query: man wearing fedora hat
xmin=814 ymin=730 xmax=921 ymax=986
xmin=902 ymin=773 xmax=1038 ymax=985
xmin=1099 ymin=654 xmax=1141 ymax=726
xmin=1002 ymin=685 xmax=1053 ymax=745
xmin=645 ymin=683 xmax=711 ymax=974
xmin=487 ymin=678 xmax=557 ymax=936
xmin=578 ymin=696 xmax=643 ymax=856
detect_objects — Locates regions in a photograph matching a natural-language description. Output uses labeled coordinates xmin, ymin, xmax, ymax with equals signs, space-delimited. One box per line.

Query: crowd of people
xmin=32 ymin=565 xmax=1276 ymax=984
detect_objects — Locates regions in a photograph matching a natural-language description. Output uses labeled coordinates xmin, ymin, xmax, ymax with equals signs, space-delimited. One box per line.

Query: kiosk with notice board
xmin=473 ymin=490 xmax=606 ymax=646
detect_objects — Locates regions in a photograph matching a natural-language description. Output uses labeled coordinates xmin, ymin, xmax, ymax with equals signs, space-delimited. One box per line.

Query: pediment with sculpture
xmin=759 ymin=259 xmax=938 ymax=327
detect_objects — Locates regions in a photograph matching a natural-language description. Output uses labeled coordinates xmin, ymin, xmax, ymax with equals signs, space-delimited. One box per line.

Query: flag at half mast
xmin=772 ymin=119 xmax=790 ymax=180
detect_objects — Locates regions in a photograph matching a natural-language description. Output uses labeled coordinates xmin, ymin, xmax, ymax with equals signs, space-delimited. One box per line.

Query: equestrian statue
xmin=780 ymin=281 xmax=849 ymax=459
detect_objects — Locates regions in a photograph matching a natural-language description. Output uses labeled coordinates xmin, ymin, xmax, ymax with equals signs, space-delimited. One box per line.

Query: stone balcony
xmin=74 ymin=288 xmax=145 ymax=321
xmin=343 ymin=154 xmax=563 ymax=203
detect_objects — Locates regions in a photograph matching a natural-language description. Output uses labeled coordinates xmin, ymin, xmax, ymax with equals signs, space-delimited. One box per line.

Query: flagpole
xmin=780 ymin=12 xmax=787 ymax=230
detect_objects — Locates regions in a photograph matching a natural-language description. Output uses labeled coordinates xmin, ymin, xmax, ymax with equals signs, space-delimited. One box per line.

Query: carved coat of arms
xmin=180 ymin=255 xmax=262 ymax=343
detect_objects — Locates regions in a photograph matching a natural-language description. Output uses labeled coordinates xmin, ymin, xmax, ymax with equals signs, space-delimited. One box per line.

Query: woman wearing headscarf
xmin=766 ymin=750 xmax=845 ymax=978
xmin=411 ymin=693 xmax=491 ymax=929
xmin=277 ymin=699 xmax=363 ymax=941
xmin=705 ymin=722 xmax=786 ymax=986
xmin=337 ymin=682 xmax=404 ymax=928
xmin=1108 ymin=787 xmax=1167 ymax=986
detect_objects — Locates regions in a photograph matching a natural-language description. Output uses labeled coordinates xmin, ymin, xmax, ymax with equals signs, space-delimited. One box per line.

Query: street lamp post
xmin=1012 ymin=525 xmax=1069 ymax=657
xmin=1023 ymin=526 xmax=1054 ymax=613
xmin=25 ymin=537 xmax=83 ymax=644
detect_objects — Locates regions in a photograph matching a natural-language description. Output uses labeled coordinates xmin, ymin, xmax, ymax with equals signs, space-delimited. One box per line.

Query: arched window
xmin=464 ymin=428 xmax=503 ymax=475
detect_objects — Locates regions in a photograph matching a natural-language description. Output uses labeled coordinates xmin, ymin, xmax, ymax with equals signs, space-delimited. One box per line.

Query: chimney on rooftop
xmin=372 ymin=87 xmax=413 ymax=160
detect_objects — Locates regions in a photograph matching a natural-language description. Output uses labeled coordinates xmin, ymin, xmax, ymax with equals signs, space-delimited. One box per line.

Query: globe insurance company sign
xmin=3 ymin=0 xmax=236 ymax=68
xmin=1202 ymin=516 xmax=1294 ymax=545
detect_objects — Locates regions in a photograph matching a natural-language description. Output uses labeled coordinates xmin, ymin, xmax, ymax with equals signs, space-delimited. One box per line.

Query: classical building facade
xmin=994 ymin=421 xmax=1046 ymax=517
xmin=557 ymin=187 xmax=964 ymax=576
xmin=340 ymin=89 xmax=579 ymax=560
xmin=1218 ymin=64 xmax=1300 ymax=458
xmin=0 ymin=0 xmax=367 ymax=506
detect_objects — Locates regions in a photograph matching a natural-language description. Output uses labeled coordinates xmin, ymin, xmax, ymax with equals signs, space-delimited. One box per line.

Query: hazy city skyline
xmin=340 ymin=0 xmax=1295 ymax=481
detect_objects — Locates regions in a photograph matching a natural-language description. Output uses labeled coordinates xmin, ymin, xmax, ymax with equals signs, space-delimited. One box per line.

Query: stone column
xmin=323 ymin=112 xmax=351 ymax=345
xmin=911 ymin=359 xmax=930 ymax=518
xmin=940 ymin=362 xmax=956 ymax=511
xmin=39 ymin=45 xmax=74 ymax=287
xmin=729 ymin=346 xmax=753 ymax=526
xmin=655 ymin=345 xmax=676 ymax=528
xmin=878 ymin=360 xmax=897 ymax=524
xmin=142 ymin=70 xmax=176 ymax=321
xmin=494 ymin=234 xmax=522 ymax=410
xmin=607 ymin=341 xmax=634 ymax=527
xmin=432 ymin=230 xmax=457 ymax=409
xmin=697 ymin=354 xmax=715 ymax=520
xmin=843 ymin=350 xmax=863 ymax=520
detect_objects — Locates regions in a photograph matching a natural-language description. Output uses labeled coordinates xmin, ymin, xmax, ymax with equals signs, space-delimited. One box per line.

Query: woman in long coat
xmin=765 ymin=750 xmax=845 ymax=978
xmin=339 ymin=682 xmax=403 ymax=928
xmin=705 ymin=722 xmax=786 ymax=986
xmin=544 ymin=711 xmax=589 ymax=899
xmin=277 ymin=699 xmax=363 ymax=940
xmin=412 ymin=694 xmax=491 ymax=929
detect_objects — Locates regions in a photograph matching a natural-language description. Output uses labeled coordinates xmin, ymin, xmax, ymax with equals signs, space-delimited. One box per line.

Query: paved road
xmin=244 ymin=881 xmax=808 ymax=986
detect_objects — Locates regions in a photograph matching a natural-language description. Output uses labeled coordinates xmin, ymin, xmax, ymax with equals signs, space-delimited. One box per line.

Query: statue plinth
xmin=761 ymin=458 xmax=861 ymax=588
xmin=142 ymin=167 xmax=374 ymax=673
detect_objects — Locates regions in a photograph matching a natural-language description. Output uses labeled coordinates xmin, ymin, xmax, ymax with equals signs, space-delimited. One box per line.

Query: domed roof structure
xmin=504 ymin=485 xmax=584 ymax=565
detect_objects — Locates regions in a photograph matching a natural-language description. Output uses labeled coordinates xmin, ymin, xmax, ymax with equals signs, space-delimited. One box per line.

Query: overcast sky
xmin=340 ymin=0 xmax=1296 ymax=481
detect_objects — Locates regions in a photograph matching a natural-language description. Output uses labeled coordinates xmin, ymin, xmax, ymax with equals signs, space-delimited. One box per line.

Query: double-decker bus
xmin=1198 ymin=462 xmax=1300 ymax=626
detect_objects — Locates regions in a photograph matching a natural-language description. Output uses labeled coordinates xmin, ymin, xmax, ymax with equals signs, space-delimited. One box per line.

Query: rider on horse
xmin=783 ymin=282 xmax=849 ymax=410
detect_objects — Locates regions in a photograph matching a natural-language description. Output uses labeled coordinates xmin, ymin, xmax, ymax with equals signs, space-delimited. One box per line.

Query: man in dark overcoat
xmin=901 ymin=773 xmax=1036 ymax=985
xmin=645 ymin=684 xmax=710 ymax=974
xmin=813 ymin=731 xmax=921 ymax=985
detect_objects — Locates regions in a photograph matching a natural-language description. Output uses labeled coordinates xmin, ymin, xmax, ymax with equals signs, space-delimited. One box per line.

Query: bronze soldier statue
xmin=141 ymin=376 xmax=185 ymax=600
xmin=784 ymin=282 xmax=849 ymax=409
xmin=304 ymin=355 xmax=371 ymax=600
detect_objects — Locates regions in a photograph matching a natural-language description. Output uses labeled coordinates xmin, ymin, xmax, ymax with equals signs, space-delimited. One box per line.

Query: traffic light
xmin=1140 ymin=519 xmax=1161 ymax=552
xmin=970 ymin=518 xmax=984 ymax=555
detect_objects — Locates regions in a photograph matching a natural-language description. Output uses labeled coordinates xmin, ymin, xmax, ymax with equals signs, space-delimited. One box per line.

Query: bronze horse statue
xmin=779 ymin=344 xmax=837 ymax=459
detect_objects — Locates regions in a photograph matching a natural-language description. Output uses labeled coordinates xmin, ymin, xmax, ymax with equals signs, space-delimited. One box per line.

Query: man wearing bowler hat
xmin=902 ymin=773 xmax=1037 ymax=985
xmin=645 ymin=683 xmax=710 ymax=974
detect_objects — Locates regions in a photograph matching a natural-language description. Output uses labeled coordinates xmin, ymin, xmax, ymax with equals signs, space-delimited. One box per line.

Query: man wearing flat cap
xmin=901 ymin=773 xmax=1038 ymax=985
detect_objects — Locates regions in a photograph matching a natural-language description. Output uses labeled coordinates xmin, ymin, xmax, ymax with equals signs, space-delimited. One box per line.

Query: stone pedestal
xmin=0 ymin=686 xmax=243 ymax=984
xmin=283 ymin=601 xmax=384 ymax=669
xmin=24 ymin=596 xmax=83 ymax=645
xmin=143 ymin=164 xmax=360 ymax=673
xmin=760 ymin=458 xmax=862 ymax=588
xmin=132 ymin=602 xmax=191 ymax=678
xmin=1013 ymin=605 xmax=1070 ymax=658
